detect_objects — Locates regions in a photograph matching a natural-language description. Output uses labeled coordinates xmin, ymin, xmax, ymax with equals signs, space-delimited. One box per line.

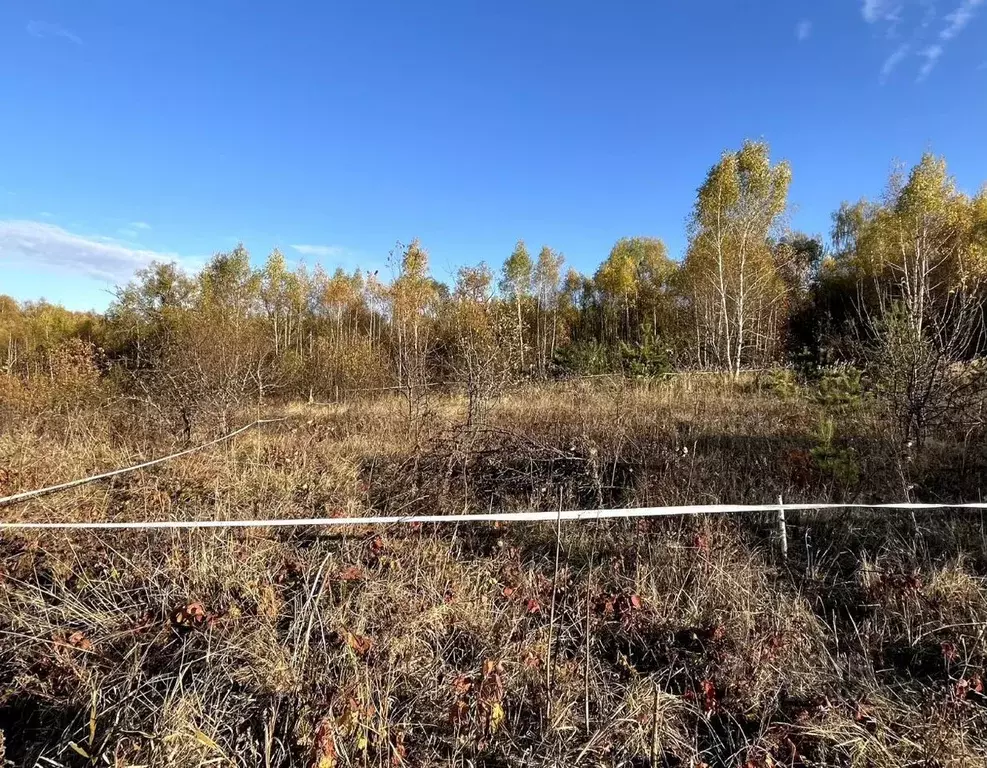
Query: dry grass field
xmin=1 ymin=377 xmax=986 ymax=767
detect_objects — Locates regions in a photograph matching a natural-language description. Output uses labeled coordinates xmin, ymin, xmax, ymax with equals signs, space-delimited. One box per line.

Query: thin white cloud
xmin=130 ymin=221 xmax=151 ymax=230
xmin=862 ymin=0 xmax=900 ymax=23
xmin=918 ymin=43 xmax=944 ymax=79
xmin=941 ymin=0 xmax=984 ymax=38
xmin=26 ymin=20 xmax=82 ymax=45
xmin=0 ymin=220 xmax=183 ymax=284
xmin=881 ymin=43 xmax=911 ymax=80
xmin=915 ymin=0 xmax=985 ymax=78
xmin=795 ymin=20 xmax=812 ymax=41
xmin=863 ymin=0 xmax=983 ymax=81
xmin=290 ymin=244 xmax=345 ymax=258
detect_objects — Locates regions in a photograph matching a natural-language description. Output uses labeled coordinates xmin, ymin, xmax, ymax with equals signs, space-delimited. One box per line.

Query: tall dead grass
xmin=0 ymin=380 xmax=985 ymax=765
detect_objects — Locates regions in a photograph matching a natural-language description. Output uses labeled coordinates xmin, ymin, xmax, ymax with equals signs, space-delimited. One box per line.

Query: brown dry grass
xmin=1 ymin=378 xmax=986 ymax=766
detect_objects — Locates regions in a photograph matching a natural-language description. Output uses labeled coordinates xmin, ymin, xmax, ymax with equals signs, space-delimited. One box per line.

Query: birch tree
xmin=595 ymin=237 xmax=675 ymax=343
xmin=683 ymin=140 xmax=791 ymax=375
xmin=499 ymin=241 xmax=533 ymax=370
xmin=830 ymin=155 xmax=987 ymax=442
xmin=533 ymin=246 xmax=564 ymax=373
xmin=390 ymin=239 xmax=438 ymax=412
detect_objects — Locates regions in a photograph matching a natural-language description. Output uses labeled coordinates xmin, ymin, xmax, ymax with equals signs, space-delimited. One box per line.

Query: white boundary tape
xmin=2 ymin=417 xmax=984 ymax=531
xmin=0 ymin=418 xmax=286 ymax=509
xmin=1 ymin=502 xmax=985 ymax=531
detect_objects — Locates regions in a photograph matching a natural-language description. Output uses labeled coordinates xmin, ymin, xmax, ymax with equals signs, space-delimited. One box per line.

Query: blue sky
xmin=1 ymin=0 xmax=985 ymax=311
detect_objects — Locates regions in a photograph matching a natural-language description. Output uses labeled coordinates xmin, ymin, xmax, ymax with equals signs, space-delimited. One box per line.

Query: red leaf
xmin=391 ymin=730 xmax=407 ymax=765
xmin=67 ymin=631 xmax=93 ymax=651
xmin=171 ymin=602 xmax=209 ymax=629
xmin=338 ymin=565 xmax=364 ymax=582
xmin=629 ymin=593 xmax=642 ymax=610
xmin=502 ymin=586 xmax=516 ymax=598
xmin=854 ymin=702 xmax=876 ymax=724
xmin=957 ymin=675 xmax=985 ymax=699
xmin=452 ymin=675 xmax=473 ymax=694
xmin=344 ymin=631 xmax=373 ymax=657
xmin=312 ymin=718 xmax=337 ymax=767
xmin=526 ymin=598 xmax=541 ymax=614
xmin=700 ymin=679 xmax=718 ymax=714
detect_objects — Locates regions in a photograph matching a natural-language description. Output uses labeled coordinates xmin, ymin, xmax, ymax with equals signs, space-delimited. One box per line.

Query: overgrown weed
xmin=0 ymin=381 xmax=985 ymax=765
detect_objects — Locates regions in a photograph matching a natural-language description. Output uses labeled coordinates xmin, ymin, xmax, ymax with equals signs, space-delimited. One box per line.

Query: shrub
xmin=868 ymin=300 xmax=987 ymax=445
xmin=765 ymin=368 xmax=799 ymax=400
xmin=552 ymin=340 xmax=620 ymax=377
xmin=618 ymin=328 xmax=671 ymax=379
xmin=816 ymin=364 xmax=863 ymax=411
xmin=810 ymin=415 xmax=860 ymax=492
xmin=555 ymin=328 xmax=671 ymax=379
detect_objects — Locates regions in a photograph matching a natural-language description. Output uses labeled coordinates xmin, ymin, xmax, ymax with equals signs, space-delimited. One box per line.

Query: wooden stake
xmin=584 ymin=525 xmax=595 ymax=732
xmin=650 ymin=682 xmax=660 ymax=767
xmin=546 ymin=497 xmax=562 ymax=723
xmin=777 ymin=494 xmax=788 ymax=561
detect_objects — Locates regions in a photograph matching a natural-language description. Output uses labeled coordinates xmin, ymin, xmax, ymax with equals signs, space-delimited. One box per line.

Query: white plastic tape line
xmin=0 ymin=418 xmax=287 ymax=508
xmin=1 ymin=501 xmax=986 ymax=531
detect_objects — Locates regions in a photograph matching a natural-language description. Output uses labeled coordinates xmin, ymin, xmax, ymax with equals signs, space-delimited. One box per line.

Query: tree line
xmin=2 ymin=141 xmax=986 ymax=441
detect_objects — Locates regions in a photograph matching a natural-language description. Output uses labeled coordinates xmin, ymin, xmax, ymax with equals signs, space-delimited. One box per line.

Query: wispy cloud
xmin=942 ymin=0 xmax=984 ymax=38
xmin=0 ymin=220 xmax=183 ymax=284
xmin=881 ymin=43 xmax=911 ymax=80
xmin=918 ymin=43 xmax=944 ymax=79
xmin=795 ymin=20 xmax=812 ymax=41
xmin=862 ymin=0 xmax=901 ymax=24
xmin=290 ymin=244 xmax=345 ymax=258
xmin=862 ymin=0 xmax=908 ymax=79
xmin=26 ymin=20 xmax=82 ymax=45
xmin=918 ymin=0 xmax=983 ymax=78
xmin=131 ymin=221 xmax=151 ymax=230
xmin=862 ymin=0 xmax=984 ymax=81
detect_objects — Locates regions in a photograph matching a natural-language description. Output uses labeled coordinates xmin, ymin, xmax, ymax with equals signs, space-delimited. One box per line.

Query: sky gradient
xmin=1 ymin=0 xmax=986 ymax=310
